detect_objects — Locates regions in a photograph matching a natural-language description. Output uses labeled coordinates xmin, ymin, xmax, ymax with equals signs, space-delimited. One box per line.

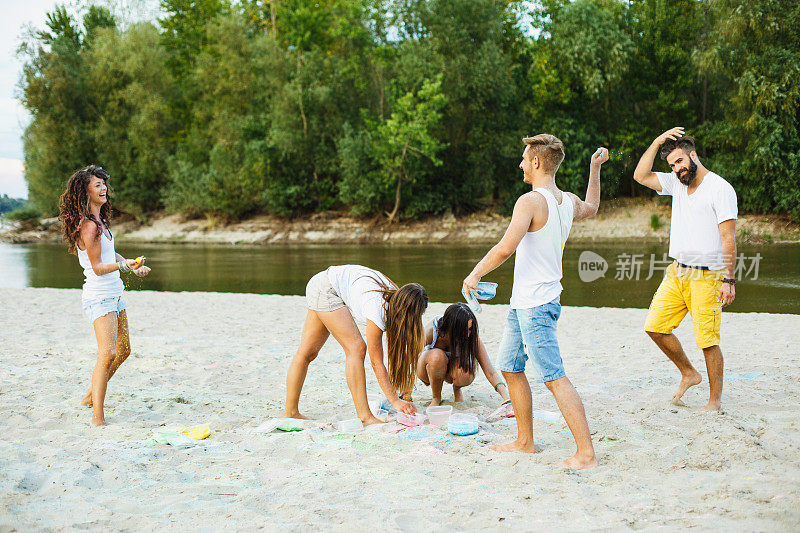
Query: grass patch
xmin=649 ymin=213 xmax=663 ymax=231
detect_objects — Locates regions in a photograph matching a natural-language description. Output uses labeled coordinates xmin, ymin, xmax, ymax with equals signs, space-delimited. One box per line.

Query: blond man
xmin=464 ymin=134 xmax=607 ymax=469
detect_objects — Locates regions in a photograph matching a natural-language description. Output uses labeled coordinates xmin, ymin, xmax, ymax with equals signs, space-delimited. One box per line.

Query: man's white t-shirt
xmin=656 ymin=171 xmax=738 ymax=270
xmin=327 ymin=264 xmax=391 ymax=331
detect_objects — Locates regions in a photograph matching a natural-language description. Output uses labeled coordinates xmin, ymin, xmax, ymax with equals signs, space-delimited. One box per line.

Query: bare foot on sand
xmin=560 ymin=454 xmax=598 ymax=470
xmin=283 ymin=410 xmax=313 ymax=420
xmin=699 ymin=401 xmax=722 ymax=413
xmin=492 ymin=440 xmax=536 ymax=453
xmin=79 ymin=392 xmax=92 ymax=407
xmin=453 ymin=389 xmax=464 ymax=403
xmin=362 ymin=415 xmax=385 ymax=426
xmin=671 ymin=370 xmax=702 ymax=405
xmin=430 ymin=397 xmax=442 ymax=407
xmin=90 ymin=417 xmax=106 ymax=427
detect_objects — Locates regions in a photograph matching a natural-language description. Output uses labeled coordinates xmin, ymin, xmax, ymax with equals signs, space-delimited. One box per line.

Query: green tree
xmin=380 ymin=0 xmax=532 ymax=214
xmin=264 ymin=0 xmax=387 ymax=213
xmin=339 ymin=76 xmax=447 ymax=220
xmin=165 ymin=13 xmax=282 ymax=218
xmin=84 ymin=22 xmax=177 ymax=214
xmin=697 ymin=0 xmax=800 ymax=220
xmin=19 ymin=6 xmax=115 ymax=215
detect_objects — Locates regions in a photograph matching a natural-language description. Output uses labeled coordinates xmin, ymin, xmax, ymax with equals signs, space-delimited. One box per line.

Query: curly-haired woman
xmin=58 ymin=165 xmax=150 ymax=426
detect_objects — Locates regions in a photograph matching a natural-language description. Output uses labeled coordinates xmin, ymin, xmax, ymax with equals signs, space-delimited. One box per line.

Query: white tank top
xmin=77 ymin=228 xmax=125 ymax=300
xmin=509 ymin=188 xmax=574 ymax=309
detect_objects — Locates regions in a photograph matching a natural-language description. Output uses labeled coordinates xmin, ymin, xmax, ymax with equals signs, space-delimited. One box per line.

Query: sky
xmin=0 ymin=0 xmax=159 ymax=200
xmin=0 ymin=0 xmax=61 ymax=199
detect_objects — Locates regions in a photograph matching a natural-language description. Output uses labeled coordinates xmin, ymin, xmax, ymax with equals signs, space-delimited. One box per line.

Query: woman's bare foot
xmin=362 ymin=415 xmax=385 ymax=426
xmin=453 ymin=388 xmax=464 ymax=403
xmin=79 ymin=391 xmax=93 ymax=407
xmin=90 ymin=417 xmax=106 ymax=427
xmin=491 ymin=439 xmax=536 ymax=453
xmin=283 ymin=410 xmax=313 ymax=420
xmin=560 ymin=453 xmax=598 ymax=470
xmin=699 ymin=401 xmax=722 ymax=412
xmin=671 ymin=370 xmax=702 ymax=405
xmin=430 ymin=397 xmax=442 ymax=407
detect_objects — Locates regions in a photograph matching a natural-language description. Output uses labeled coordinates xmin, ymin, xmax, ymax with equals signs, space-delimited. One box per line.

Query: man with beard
xmin=634 ymin=127 xmax=738 ymax=412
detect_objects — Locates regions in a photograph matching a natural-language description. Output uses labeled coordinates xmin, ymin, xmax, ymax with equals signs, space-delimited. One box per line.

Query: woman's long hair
xmin=58 ymin=165 xmax=113 ymax=254
xmin=438 ymin=303 xmax=478 ymax=377
xmin=368 ymin=274 xmax=428 ymax=394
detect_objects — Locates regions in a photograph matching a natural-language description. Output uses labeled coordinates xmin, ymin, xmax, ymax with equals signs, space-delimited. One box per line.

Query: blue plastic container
xmin=447 ymin=413 xmax=480 ymax=436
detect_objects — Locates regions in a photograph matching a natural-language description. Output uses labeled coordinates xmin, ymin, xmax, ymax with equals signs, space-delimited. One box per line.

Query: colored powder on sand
xmin=723 ymin=372 xmax=762 ymax=381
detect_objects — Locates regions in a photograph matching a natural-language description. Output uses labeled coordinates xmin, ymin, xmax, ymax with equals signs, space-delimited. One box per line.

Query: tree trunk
xmin=386 ymin=141 xmax=410 ymax=223
xmin=386 ymin=171 xmax=403 ymax=223
xmin=270 ymin=1 xmax=277 ymax=38
xmin=297 ymin=53 xmax=307 ymax=135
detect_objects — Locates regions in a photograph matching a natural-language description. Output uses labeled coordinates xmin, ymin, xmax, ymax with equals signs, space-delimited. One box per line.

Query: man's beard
xmin=677 ymin=159 xmax=698 ymax=185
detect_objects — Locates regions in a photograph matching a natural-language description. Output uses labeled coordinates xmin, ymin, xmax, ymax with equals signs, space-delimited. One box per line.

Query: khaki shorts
xmin=306 ymin=270 xmax=346 ymax=312
xmin=644 ymin=262 xmax=724 ymax=349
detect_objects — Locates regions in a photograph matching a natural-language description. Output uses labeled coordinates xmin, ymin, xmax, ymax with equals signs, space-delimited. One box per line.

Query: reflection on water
xmin=1 ymin=241 xmax=799 ymax=314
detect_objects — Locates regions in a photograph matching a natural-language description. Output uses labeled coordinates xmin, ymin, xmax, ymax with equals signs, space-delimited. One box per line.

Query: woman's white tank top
xmin=77 ymin=228 xmax=125 ymax=300
xmin=509 ymin=188 xmax=574 ymax=309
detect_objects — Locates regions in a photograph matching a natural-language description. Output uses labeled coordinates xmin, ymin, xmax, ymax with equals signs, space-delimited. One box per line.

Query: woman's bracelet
xmin=494 ymin=381 xmax=506 ymax=391
xmin=118 ymin=260 xmax=131 ymax=273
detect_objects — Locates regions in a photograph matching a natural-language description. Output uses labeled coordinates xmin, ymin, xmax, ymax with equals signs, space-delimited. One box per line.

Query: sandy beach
xmin=1 ymin=287 xmax=798 ymax=531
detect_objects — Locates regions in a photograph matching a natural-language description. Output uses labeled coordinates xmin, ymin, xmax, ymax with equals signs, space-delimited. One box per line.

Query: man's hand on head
xmin=656 ymin=127 xmax=685 ymax=146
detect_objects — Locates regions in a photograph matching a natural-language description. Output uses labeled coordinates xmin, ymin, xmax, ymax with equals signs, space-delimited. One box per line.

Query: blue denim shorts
xmin=496 ymin=297 xmax=565 ymax=382
xmin=83 ymin=295 xmax=128 ymax=322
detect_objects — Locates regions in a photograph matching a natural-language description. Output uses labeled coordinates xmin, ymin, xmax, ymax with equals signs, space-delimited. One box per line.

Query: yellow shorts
xmin=644 ymin=262 xmax=724 ymax=349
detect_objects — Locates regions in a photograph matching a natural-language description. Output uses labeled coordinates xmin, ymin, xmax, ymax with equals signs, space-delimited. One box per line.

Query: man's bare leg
xmin=492 ymin=371 xmax=535 ymax=453
xmin=700 ymin=345 xmax=723 ymax=411
xmin=545 ymin=376 xmax=597 ymax=469
xmin=647 ymin=331 xmax=702 ymax=404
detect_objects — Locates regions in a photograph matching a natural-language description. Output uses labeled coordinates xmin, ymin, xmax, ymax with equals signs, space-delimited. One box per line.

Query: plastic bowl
xmin=397 ymin=412 xmax=426 ymax=427
xmin=337 ymin=418 xmax=364 ymax=432
xmin=374 ymin=408 xmax=389 ymax=422
xmin=426 ymin=405 xmax=453 ymax=425
xmin=475 ymin=282 xmax=498 ymax=300
xmin=447 ymin=413 xmax=480 ymax=435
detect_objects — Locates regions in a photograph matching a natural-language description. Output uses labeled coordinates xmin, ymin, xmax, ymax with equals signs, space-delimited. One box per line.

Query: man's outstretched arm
xmin=463 ymin=194 xmax=539 ymax=293
xmin=568 ymin=147 xmax=608 ymax=221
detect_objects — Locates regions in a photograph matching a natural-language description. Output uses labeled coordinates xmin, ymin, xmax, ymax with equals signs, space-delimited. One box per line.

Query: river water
xmin=1 ymin=241 xmax=798 ymax=313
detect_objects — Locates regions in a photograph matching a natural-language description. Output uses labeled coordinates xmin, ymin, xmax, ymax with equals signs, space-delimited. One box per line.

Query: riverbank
xmin=3 ymin=199 xmax=799 ymax=245
xmin=1 ymin=288 xmax=798 ymax=530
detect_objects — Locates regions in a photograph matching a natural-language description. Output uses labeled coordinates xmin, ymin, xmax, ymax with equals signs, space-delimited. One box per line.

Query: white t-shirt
xmin=656 ymin=171 xmax=738 ymax=270
xmin=327 ymin=265 xmax=391 ymax=331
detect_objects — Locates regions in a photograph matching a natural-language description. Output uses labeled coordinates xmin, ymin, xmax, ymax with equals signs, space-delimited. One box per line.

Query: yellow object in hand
xmin=135 ymin=256 xmax=145 ymax=263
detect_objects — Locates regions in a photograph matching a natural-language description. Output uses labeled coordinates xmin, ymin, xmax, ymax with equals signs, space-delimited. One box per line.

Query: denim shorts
xmin=83 ymin=295 xmax=128 ymax=322
xmin=496 ymin=297 xmax=565 ymax=382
